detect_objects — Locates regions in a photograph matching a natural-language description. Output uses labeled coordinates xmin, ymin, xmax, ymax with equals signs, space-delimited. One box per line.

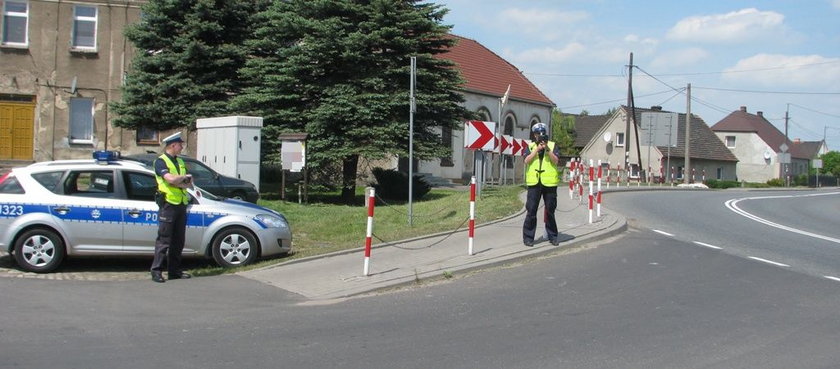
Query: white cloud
xmin=722 ymin=54 xmax=840 ymax=88
xmin=496 ymin=8 xmax=589 ymax=40
xmin=650 ymin=48 xmax=710 ymax=68
xmin=508 ymin=42 xmax=587 ymax=64
xmin=667 ymin=8 xmax=785 ymax=43
xmin=834 ymin=0 xmax=840 ymax=10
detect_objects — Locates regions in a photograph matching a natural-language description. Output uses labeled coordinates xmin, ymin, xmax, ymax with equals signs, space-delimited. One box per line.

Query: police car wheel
xmin=211 ymin=227 xmax=258 ymax=268
xmin=14 ymin=228 xmax=66 ymax=273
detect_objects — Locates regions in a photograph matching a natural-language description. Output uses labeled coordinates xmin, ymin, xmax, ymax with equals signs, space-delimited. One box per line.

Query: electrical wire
xmin=693 ymin=86 xmax=840 ymax=95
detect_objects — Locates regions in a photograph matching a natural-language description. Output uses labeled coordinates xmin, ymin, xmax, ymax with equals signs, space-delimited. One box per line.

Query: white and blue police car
xmin=0 ymin=151 xmax=292 ymax=273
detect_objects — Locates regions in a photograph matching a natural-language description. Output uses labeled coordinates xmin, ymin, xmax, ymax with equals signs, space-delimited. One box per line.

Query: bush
xmin=766 ymin=178 xmax=785 ymax=187
xmin=370 ymin=167 xmax=431 ymax=200
xmin=704 ymin=179 xmax=740 ymax=189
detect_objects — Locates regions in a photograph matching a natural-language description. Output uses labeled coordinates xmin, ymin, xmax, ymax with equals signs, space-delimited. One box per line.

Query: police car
xmin=0 ymin=151 xmax=292 ymax=273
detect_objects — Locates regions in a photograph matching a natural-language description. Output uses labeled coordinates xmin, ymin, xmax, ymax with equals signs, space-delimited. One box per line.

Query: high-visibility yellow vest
xmin=525 ymin=141 xmax=559 ymax=186
xmin=155 ymin=154 xmax=190 ymax=205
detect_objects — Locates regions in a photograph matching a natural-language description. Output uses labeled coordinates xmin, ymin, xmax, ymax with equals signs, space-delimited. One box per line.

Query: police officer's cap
xmin=531 ymin=123 xmax=547 ymax=134
xmin=162 ymin=132 xmax=184 ymax=146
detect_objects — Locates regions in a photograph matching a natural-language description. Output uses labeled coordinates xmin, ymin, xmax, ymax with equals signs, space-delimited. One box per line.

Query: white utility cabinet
xmin=196 ymin=116 xmax=263 ymax=191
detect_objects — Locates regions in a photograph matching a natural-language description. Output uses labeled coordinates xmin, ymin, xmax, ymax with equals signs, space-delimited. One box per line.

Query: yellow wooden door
xmin=0 ymin=100 xmax=34 ymax=160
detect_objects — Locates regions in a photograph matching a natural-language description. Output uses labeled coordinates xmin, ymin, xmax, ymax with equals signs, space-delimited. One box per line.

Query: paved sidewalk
xmin=240 ymin=189 xmax=627 ymax=300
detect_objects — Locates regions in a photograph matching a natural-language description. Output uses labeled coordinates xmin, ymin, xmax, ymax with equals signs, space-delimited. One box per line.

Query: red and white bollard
xmin=597 ymin=160 xmax=603 ymax=218
xmin=363 ymin=188 xmax=375 ymax=276
xmin=569 ymin=158 xmax=576 ymax=199
xmin=468 ymin=176 xmax=476 ymax=256
xmin=588 ymin=193 xmax=594 ymax=224
xmin=702 ymin=169 xmax=706 ymax=182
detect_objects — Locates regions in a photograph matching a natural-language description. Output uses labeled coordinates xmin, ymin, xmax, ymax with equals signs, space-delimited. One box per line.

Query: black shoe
xmin=151 ymin=272 xmax=165 ymax=283
xmin=550 ymin=239 xmax=560 ymax=246
xmin=169 ymin=272 xmax=191 ymax=280
xmin=524 ymin=241 xmax=534 ymax=247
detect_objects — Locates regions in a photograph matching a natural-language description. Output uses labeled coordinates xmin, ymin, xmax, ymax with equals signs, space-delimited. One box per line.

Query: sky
xmin=431 ymin=0 xmax=840 ymax=152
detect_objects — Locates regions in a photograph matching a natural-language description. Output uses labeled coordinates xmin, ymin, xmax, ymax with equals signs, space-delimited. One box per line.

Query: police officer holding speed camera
xmin=522 ymin=123 xmax=561 ymax=247
xmin=150 ymin=132 xmax=193 ymax=283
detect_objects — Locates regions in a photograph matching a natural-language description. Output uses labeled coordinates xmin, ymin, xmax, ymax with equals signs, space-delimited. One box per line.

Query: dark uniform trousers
xmin=151 ymin=202 xmax=188 ymax=274
xmin=523 ymin=184 xmax=558 ymax=243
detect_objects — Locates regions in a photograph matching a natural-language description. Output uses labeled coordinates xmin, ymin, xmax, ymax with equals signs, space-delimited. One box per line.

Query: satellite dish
xmin=763 ymin=150 xmax=772 ymax=160
xmin=603 ymin=132 xmax=612 ymax=142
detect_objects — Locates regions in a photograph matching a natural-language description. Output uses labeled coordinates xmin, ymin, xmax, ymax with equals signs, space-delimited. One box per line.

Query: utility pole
xmin=408 ymin=57 xmax=416 ymax=225
xmin=784 ymin=104 xmax=790 ymax=187
xmin=684 ymin=83 xmax=691 ymax=184
xmin=624 ymin=53 xmax=633 ymax=174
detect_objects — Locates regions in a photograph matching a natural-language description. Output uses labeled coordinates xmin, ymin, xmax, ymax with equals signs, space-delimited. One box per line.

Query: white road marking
xmin=825 ymin=276 xmax=840 ymax=282
xmin=693 ymin=241 xmax=723 ymax=250
xmin=748 ymin=256 xmax=790 ymax=267
xmin=653 ymin=229 xmax=674 ymax=237
xmin=724 ymin=193 xmax=840 ymax=245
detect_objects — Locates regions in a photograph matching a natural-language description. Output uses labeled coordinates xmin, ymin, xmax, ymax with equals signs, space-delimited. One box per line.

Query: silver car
xmin=0 ymin=152 xmax=291 ymax=273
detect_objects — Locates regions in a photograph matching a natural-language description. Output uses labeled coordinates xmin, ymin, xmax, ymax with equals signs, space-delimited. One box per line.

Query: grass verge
xmin=190 ymin=184 xmax=524 ymax=276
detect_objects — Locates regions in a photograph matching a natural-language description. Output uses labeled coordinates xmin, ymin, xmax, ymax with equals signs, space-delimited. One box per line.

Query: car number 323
xmin=1 ymin=205 xmax=24 ymax=216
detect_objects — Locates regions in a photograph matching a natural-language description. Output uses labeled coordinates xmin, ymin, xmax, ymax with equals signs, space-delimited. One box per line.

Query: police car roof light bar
xmin=93 ymin=150 xmax=122 ymax=164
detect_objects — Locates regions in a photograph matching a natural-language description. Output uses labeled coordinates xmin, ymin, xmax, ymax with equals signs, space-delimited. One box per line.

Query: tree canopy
xmin=111 ymin=0 xmax=266 ymax=131
xmin=820 ymin=151 xmax=840 ymax=176
xmin=233 ymin=0 xmax=470 ymax=201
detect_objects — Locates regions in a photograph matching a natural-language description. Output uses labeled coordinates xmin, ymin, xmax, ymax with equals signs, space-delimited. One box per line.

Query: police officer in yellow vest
xmin=150 ymin=132 xmax=193 ymax=283
xmin=522 ymin=123 xmax=561 ymax=247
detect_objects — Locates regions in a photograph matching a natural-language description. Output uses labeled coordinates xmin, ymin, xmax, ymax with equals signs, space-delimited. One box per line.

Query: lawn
xmin=191 ymin=184 xmax=525 ymax=275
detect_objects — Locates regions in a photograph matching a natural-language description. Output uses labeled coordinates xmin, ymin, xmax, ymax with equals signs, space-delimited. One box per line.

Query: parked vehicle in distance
xmin=123 ymin=153 xmax=260 ymax=203
xmin=0 ymin=152 xmax=291 ymax=273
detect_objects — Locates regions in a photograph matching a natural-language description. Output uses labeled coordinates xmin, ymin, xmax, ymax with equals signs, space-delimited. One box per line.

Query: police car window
xmin=64 ymin=170 xmax=114 ymax=198
xmin=0 ymin=174 xmax=25 ymax=194
xmin=31 ymin=171 xmax=64 ymax=193
xmin=123 ymin=171 xmax=156 ymax=202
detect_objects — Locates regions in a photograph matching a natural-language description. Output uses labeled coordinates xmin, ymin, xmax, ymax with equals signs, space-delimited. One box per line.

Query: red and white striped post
xmin=363 ymin=188 xmax=376 ymax=276
xmin=468 ymin=176 xmax=476 ymax=256
xmin=615 ymin=164 xmax=621 ymax=188
xmin=588 ymin=159 xmax=595 ymax=201
xmin=597 ymin=160 xmax=603 ymax=218
xmin=588 ymin=193 xmax=594 ymax=224
xmin=702 ymin=169 xmax=706 ymax=182
xmin=569 ymin=158 xmax=576 ymax=199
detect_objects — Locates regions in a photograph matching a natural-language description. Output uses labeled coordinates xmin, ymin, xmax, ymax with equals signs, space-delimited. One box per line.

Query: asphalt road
xmin=2 ymin=189 xmax=839 ymax=369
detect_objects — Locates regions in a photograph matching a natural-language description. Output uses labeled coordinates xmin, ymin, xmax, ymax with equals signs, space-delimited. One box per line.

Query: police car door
xmin=119 ymin=170 xmax=160 ymax=253
xmin=56 ymin=169 xmax=123 ymax=253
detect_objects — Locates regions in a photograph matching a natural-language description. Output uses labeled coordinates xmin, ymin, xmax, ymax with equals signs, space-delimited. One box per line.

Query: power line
xmin=639 ymin=59 xmax=840 ymax=77
xmin=788 ymin=103 xmax=840 ymax=119
xmin=693 ymin=86 xmax=840 ymax=95
xmin=558 ymin=89 xmax=675 ymax=110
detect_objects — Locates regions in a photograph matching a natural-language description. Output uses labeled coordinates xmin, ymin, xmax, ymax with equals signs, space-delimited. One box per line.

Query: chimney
xmin=650 ymin=106 xmax=662 ymax=111
xmin=740 ymin=106 xmax=747 ymax=112
xmin=794 ymin=138 xmax=801 ymax=144
xmin=757 ymin=111 xmax=763 ymax=117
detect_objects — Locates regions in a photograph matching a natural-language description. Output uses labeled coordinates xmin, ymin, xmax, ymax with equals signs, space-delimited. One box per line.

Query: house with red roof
xmin=711 ymin=106 xmax=815 ymax=183
xmin=413 ymin=35 xmax=555 ymax=184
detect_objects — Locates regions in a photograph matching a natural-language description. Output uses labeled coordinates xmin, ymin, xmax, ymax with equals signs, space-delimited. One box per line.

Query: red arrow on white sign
xmin=464 ymin=120 xmax=497 ymax=151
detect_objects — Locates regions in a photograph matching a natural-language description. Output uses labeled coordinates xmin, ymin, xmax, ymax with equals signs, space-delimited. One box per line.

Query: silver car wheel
xmin=211 ymin=227 xmax=258 ymax=268
xmin=14 ymin=228 xmax=66 ymax=273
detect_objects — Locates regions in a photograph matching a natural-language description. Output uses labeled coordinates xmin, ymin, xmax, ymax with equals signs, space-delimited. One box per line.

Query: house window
xmin=476 ymin=107 xmax=491 ymax=122
xmin=1 ymin=1 xmax=28 ymax=46
xmin=137 ymin=126 xmax=159 ymax=145
xmin=71 ymin=5 xmax=97 ymax=50
xmin=440 ymin=126 xmax=453 ymax=167
xmin=725 ymin=136 xmax=736 ymax=148
xmin=69 ymin=97 xmax=94 ymax=144
xmin=716 ymin=167 xmax=722 ymax=180
xmin=616 ymin=132 xmax=625 ymax=147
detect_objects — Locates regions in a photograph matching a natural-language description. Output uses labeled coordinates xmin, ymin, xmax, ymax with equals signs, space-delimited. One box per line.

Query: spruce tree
xmin=234 ymin=0 xmax=470 ymax=203
xmin=112 ymin=0 xmax=266 ymax=131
